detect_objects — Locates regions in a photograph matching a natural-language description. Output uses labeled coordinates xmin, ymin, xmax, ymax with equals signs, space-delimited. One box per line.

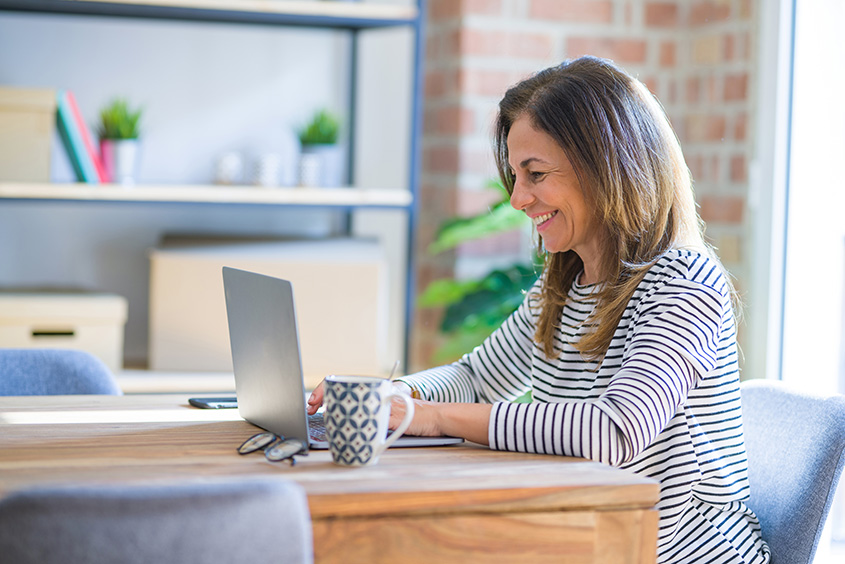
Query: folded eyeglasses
xmin=238 ymin=432 xmax=308 ymax=465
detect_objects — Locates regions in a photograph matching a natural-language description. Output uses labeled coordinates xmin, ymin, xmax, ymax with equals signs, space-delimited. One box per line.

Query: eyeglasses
xmin=237 ymin=432 xmax=308 ymax=466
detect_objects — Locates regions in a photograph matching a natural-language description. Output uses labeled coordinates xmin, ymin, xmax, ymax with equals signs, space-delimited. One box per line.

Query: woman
xmin=309 ymin=56 xmax=769 ymax=564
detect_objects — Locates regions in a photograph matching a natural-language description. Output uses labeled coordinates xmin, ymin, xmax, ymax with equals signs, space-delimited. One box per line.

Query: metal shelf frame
xmin=0 ymin=0 xmax=418 ymax=29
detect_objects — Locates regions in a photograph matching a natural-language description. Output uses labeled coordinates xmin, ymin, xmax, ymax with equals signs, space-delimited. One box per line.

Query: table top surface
xmin=0 ymin=394 xmax=660 ymax=519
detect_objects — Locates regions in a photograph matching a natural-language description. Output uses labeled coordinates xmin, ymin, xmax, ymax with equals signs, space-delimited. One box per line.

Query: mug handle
xmin=375 ymin=392 xmax=415 ymax=456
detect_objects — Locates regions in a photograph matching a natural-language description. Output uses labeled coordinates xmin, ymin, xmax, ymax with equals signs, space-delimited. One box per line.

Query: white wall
xmin=0 ymin=11 xmax=411 ymax=368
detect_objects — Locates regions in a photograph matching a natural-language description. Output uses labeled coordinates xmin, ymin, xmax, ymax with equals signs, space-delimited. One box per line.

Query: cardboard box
xmin=0 ymin=87 xmax=55 ymax=182
xmin=0 ymin=291 xmax=128 ymax=373
xmin=148 ymin=237 xmax=388 ymax=389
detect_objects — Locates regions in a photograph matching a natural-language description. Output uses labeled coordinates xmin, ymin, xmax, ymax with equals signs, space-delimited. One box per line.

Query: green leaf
xmin=417 ymin=278 xmax=481 ymax=307
xmin=429 ymin=202 xmax=528 ymax=254
xmin=417 ymin=177 xmax=542 ymax=363
xmin=440 ymin=288 xmax=506 ymax=331
xmin=436 ymin=265 xmax=539 ymax=332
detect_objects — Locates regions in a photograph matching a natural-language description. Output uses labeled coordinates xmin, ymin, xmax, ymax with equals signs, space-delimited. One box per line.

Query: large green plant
xmin=418 ymin=181 xmax=541 ymax=363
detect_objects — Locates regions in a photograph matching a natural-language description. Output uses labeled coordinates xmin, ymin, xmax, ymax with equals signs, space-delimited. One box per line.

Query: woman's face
xmin=507 ymin=115 xmax=604 ymax=279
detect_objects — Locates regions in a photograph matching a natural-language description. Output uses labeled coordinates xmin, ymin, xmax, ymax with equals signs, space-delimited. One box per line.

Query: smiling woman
xmin=383 ymin=56 xmax=772 ymax=564
xmin=494 ymin=56 xmax=710 ymax=363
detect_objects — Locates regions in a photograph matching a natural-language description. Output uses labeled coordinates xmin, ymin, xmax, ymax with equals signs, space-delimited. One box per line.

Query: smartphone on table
xmin=188 ymin=397 xmax=238 ymax=409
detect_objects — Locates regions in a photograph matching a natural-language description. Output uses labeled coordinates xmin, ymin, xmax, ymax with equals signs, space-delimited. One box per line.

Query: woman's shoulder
xmin=641 ymin=248 xmax=730 ymax=297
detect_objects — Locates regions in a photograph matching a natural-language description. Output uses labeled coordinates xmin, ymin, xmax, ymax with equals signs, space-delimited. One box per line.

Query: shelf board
xmin=0 ymin=0 xmax=419 ymax=29
xmin=0 ymin=182 xmax=412 ymax=208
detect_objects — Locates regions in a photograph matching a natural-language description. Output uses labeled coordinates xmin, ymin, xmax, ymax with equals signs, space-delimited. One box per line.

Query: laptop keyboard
xmin=307 ymin=413 xmax=327 ymax=443
xmin=306 ymin=412 xmax=399 ymax=442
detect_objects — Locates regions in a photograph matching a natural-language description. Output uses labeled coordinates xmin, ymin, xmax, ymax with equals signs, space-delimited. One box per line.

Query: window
xmin=753 ymin=0 xmax=845 ymax=560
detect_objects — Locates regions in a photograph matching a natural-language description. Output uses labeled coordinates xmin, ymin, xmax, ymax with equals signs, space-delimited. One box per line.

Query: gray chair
xmin=0 ymin=348 xmax=121 ymax=395
xmin=0 ymin=477 xmax=313 ymax=564
xmin=741 ymin=379 xmax=845 ymax=564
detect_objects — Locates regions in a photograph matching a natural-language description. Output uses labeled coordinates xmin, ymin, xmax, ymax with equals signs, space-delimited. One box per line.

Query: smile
xmin=532 ymin=211 xmax=557 ymax=227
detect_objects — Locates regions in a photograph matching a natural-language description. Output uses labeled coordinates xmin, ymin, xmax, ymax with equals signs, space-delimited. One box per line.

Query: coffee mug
xmin=323 ymin=375 xmax=415 ymax=467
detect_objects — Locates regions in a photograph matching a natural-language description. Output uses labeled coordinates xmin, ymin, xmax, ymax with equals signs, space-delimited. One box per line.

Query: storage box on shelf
xmin=148 ymin=236 xmax=388 ymax=389
xmin=0 ymin=290 xmax=128 ymax=373
xmin=0 ymin=87 xmax=55 ymax=182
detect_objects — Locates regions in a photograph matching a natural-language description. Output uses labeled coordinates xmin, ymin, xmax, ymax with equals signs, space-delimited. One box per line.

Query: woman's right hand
xmin=306 ymin=381 xmax=325 ymax=415
xmin=307 ymin=379 xmax=413 ymax=415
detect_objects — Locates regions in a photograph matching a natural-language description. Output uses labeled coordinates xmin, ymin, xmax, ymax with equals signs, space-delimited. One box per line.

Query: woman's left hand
xmin=387 ymin=399 xmax=494 ymax=445
xmin=388 ymin=397 xmax=443 ymax=437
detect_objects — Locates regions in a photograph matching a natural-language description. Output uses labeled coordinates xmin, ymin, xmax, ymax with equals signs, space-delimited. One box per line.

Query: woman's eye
xmin=529 ymin=171 xmax=546 ymax=182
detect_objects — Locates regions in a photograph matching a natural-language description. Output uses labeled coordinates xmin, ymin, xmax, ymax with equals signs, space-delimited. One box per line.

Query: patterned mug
xmin=323 ymin=375 xmax=415 ymax=467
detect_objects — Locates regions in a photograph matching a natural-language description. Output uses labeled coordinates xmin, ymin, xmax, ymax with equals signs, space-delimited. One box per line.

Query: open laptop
xmin=221 ymin=266 xmax=463 ymax=451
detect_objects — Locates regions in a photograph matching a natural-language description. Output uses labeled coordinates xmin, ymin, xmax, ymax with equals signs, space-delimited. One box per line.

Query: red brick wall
xmin=412 ymin=0 xmax=756 ymax=370
xmin=676 ymin=0 xmax=754 ymax=283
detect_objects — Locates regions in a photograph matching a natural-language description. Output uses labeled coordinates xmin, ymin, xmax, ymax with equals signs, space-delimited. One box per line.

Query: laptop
xmin=221 ymin=266 xmax=463 ymax=451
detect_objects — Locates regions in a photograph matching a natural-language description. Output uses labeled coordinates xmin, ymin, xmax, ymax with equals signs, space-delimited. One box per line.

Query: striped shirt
xmin=400 ymin=250 xmax=770 ymax=564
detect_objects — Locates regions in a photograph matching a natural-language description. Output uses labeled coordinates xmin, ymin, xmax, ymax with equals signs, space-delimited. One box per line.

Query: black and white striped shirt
xmin=401 ymin=250 xmax=770 ymax=564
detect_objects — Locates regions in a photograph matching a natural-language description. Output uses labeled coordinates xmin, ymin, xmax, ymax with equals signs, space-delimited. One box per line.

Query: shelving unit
xmin=0 ymin=0 xmax=426 ymax=367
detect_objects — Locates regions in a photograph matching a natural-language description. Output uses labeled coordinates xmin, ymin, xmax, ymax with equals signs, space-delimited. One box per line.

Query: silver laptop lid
xmin=222 ymin=266 xmax=311 ymax=449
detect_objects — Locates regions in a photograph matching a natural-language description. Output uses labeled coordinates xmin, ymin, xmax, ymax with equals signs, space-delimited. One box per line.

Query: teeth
xmin=532 ymin=211 xmax=555 ymax=226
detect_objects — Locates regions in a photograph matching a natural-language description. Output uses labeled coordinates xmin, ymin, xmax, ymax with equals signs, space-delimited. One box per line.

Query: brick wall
xmin=676 ymin=0 xmax=754 ymax=297
xmin=411 ymin=0 xmax=757 ymax=370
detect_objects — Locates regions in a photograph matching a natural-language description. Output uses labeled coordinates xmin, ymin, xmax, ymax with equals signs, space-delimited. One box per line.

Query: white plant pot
xmin=101 ymin=139 xmax=140 ymax=185
xmin=299 ymin=144 xmax=344 ymax=187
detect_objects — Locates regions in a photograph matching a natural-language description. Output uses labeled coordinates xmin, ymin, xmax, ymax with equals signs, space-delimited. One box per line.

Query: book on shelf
xmin=66 ymin=90 xmax=107 ymax=182
xmin=55 ymin=89 xmax=101 ymax=184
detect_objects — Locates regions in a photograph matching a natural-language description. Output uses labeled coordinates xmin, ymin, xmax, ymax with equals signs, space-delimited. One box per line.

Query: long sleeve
xmin=397 ymin=281 xmax=539 ymax=403
xmin=488 ymin=272 xmax=725 ymax=466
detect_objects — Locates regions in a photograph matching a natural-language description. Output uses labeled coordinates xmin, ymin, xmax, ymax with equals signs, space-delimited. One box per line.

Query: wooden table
xmin=0 ymin=394 xmax=660 ymax=564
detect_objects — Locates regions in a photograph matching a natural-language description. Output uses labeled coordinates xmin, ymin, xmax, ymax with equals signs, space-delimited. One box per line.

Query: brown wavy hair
xmin=494 ymin=56 xmax=734 ymax=360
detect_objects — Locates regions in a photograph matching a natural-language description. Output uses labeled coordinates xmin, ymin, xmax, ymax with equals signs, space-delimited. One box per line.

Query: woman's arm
xmin=310 ymin=378 xmax=494 ymax=444
xmin=485 ymin=275 xmax=728 ymax=465
xmin=389 ymin=399 xmax=493 ymax=445
xmin=397 ymin=282 xmax=539 ymax=404
xmin=390 ymin=257 xmax=730 ymax=463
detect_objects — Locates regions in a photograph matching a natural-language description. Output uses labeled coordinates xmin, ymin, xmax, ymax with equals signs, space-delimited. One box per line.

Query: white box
xmin=148 ymin=238 xmax=388 ymax=389
xmin=0 ymin=291 xmax=128 ymax=373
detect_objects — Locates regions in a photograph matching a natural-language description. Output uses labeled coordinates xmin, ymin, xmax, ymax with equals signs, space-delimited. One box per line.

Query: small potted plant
xmin=97 ymin=98 xmax=143 ymax=185
xmin=298 ymin=108 xmax=343 ymax=187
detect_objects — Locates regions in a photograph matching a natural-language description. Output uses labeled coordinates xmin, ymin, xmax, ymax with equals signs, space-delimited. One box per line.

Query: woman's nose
xmin=510 ymin=179 xmax=533 ymax=211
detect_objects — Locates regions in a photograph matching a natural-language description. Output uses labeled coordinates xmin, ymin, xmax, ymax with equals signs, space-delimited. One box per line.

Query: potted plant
xmin=418 ymin=180 xmax=540 ymax=375
xmin=297 ymin=108 xmax=343 ymax=187
xmin=97 ymin=98 xmax=142 ymax=185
